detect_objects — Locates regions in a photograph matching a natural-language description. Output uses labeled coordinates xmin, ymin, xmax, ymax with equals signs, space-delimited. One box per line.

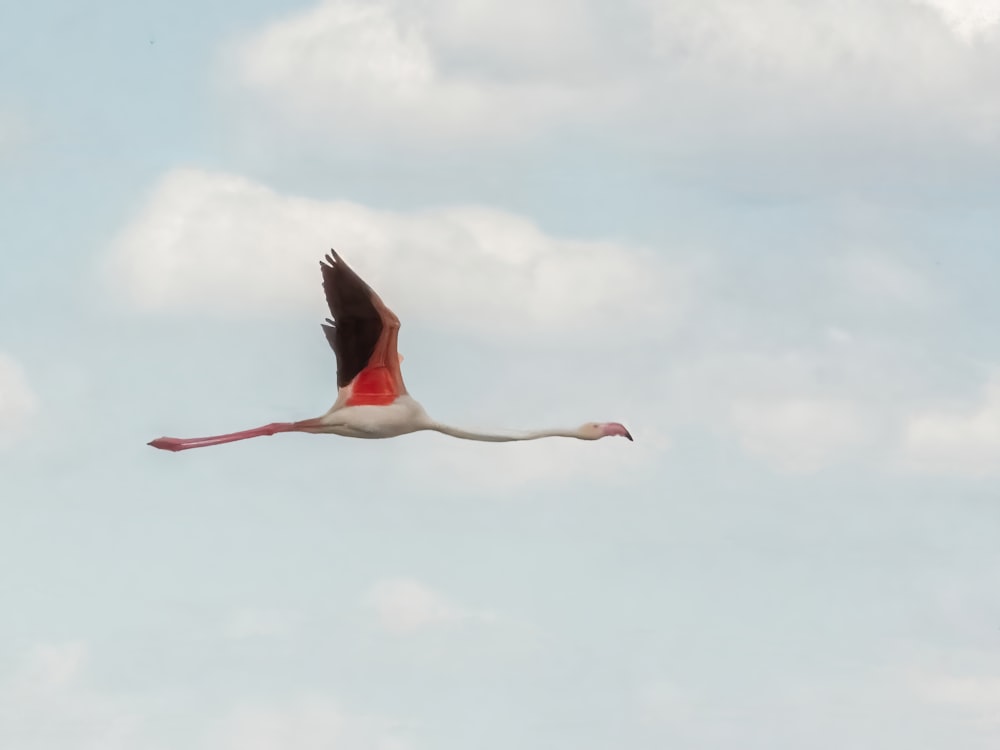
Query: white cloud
xmin=917 ymin=0 xmax=1000 ymax=40
xmin=638 ymin=0 xmax=1000 ymax=154
xmin=204 ymin=695 xmax=409 ymax=750
xmin=0 ymin=643 xmax=145 ymax=750
xmin=730 ymin=397 xmax=869 ymax=473
xmin=223 ymin=0 xmax=597 ymax=145
xmin=899 ymin=375 xmax=1000 ymax=476
xmin=914 ymin=673 xmax=1000 ymax=726
xmin=237 ymin=2 xmax=432 ymax=100
xmin=220 ymin=0 xmax=1000 ymax=158
xmin=665 ymin=344 xmax=888 ymax=473
xmin=1 ymin=644 xmax=409 ymax=750
xmin=0 ymin=352 xmax=37 ymax=448
xmin=106 ymin=168 xmax=681 ymax=341
xmin=365 ymin=577 xmax=493 ymax=634
xmin=835 ymin=251 xmax=935 ymax=308
xmin=10 ymin=642 xmax=88 ymax=692
xmin=657 ymin=246 xmax=948 ymax=474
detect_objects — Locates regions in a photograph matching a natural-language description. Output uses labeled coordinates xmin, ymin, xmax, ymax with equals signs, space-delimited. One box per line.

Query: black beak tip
xmin=625 ymin=430 xmax=634 ymax=442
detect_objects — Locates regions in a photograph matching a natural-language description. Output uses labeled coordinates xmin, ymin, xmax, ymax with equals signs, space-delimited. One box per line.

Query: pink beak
xmin=602 ymin=422 xmax=633 ymax=441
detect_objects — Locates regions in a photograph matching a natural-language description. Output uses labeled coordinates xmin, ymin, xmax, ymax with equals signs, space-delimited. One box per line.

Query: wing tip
xmin=321 ymin=249 xmax=343 ymax=268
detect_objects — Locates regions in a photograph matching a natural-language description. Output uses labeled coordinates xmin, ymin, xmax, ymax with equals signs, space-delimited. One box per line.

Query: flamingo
xmin=148 ymin=251 xmax=633 ymax=452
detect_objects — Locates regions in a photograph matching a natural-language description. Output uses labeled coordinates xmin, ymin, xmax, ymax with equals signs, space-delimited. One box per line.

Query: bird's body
xmin=148 ymin=251 xmax=631 ymax=452
xmin=311 ymin=395 xmax=432 ymax=440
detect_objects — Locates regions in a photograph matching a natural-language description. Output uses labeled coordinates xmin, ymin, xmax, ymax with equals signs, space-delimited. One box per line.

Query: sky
xmin=4 ymin=0 xmax=1000 ymax=747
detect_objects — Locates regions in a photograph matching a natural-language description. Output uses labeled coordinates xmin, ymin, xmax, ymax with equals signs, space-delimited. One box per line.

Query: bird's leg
xmin=148 ymin=422 xmax=298 ymax=452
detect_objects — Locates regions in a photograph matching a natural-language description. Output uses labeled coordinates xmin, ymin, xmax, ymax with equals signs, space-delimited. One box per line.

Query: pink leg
xmin=148 ymin=422 xmax=298 ymax=452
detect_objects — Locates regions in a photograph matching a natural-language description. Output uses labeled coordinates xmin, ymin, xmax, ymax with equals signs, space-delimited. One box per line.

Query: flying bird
xmin=148 ymin=251 xmax=632 ymax=452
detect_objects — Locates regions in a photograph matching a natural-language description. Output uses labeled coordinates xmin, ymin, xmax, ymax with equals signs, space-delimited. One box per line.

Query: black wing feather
xmin=320 ymin=250 xmax=384 ymax=389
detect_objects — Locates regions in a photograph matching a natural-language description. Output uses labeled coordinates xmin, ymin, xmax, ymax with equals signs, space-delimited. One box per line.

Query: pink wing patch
xmin=345 ymin=366 xmax=400 ymax=406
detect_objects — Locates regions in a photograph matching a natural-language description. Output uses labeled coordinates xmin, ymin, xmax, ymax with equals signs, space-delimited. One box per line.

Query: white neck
xmin=426 ymin=422 xmax=584 ymax=442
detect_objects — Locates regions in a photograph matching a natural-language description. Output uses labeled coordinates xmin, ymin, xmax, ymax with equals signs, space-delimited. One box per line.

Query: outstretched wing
xmin=320 ymin=251 xmax=406 ymax=405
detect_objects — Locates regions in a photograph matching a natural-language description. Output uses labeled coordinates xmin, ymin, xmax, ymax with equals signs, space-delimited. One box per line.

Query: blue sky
xmin=4 ymin=0 xmax=1000 ymax=748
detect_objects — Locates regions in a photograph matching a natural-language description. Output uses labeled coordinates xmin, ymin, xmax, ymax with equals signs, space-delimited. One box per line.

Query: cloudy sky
xmin=4 ymin=0 xmax=1000 ymax=747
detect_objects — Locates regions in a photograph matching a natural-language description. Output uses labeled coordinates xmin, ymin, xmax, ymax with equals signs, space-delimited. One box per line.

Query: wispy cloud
xmin=913 ymin=669 xmax=1000 ymax=728
xmin=665 ymin=343 xmax=895 ymax=474
xmin=9 ymin=642 xmax=88 ymax=693
xmin=364 ymin=577 xmax=495 ymax=634
xmin=729 ymin=397 xmax=869 ymax=473
xmin=220 ymin=0 xmax=1000 ymax=168
xmin=0 ymin=352 xmax=36 ymax=448
xmin=916 ymin=0 xmax=1000 ymax=40
xmin=105 ymin=168 xmax=684 ymax=342
xmin=834 ymin=251 xmax=936 ymax=308
xmin=203 ymin=694 xmax=409 ymax=750
xmin=222 ymin=0 xmax=611 ymax=146
xmin=0 ymin=643 xmax=145 ymax=750
xmin=0 ymin=643 xmax=409 ymax=750
xmin=899 ymin=374 xmax=1000 ymax=476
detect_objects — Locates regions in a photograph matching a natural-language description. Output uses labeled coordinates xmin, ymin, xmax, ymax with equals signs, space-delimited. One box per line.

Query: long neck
xmin=426 ymin=422 xmax=583 ymax=443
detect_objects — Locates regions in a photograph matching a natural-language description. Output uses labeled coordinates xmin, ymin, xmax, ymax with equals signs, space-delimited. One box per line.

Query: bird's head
xmin=579 ymin=422 xmax=633 ymax=441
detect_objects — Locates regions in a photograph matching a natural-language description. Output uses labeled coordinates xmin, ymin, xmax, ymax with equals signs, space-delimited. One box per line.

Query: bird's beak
xmin=601 ymin=423 xmax=633 ymax=441
xmin=624 ymin=429 xmax=633 ymax=442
